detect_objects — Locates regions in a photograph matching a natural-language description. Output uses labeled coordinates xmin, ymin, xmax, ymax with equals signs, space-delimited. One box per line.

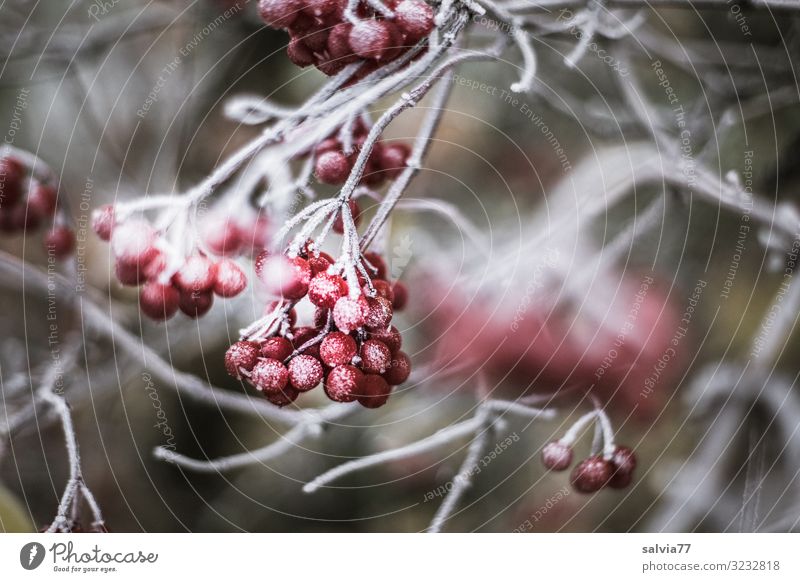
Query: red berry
xmin=303 ymin=0 xmax=340 ymax=18
xmin=258 ymin=0 xmax=300 ymax=28
xmin=365 ymin=296 xmax=393 ymax=330
xmin=324 ymin=364 xmax=363 ymax=402
xmin=608 ymin=446 xmax=637 ymax=489
xmin=173 ymin=254 xmax=217 ymax=294
xmin=200 ymin=215 xmax=243 ymax=256
xmin=392 ymin=281 xmax=408 ymax=310
xmin=225 ymin=341 xmax=261 ymax=379
xmin=178 ymin=290 xmax=214 ymax=318
xmin=111 ymin=220 xmax=158 ymax=269
xmin=362 ymin=251 xmax=387 ymax=279
xmin=394 ymin=0 xmax=434 ymax=42
xmin=259 ymin=255 xmax=311 ymax=300
xmin=332 ymin=295 xmax=369 ymax=332
xmin=27 ymin=184 xmax=58 ymax=219
xmin=264 ymin=386 xmax=299 ymax=407
xmin=308 ymin=251 xmax=334 ymax=275
xmin=369 ymin=325 xmax=402 ymax=353
xmin=315 ymin=138 xmax=340 ymax=156
xmin=358 ymin=374 xmax=392 ymax=408
xmin=213 ymin=259 xmax=247 ymax=297
xmin=291 ymin=326 xmax=322 ymax=358
xmin=43 ymin=226 xmax=75 ymax=259
xmin=250 ymin=358 xmax=289 ymax=394
xmin=261 ymin=336 xmax=293 ymax=361
xmin=360 ymin=339 xmax=391 ymax=374
xmin=288 ymin=354 xmax=324 ymax=391
xmin=571 ymin=456 xmax=613 ymax=493
xmin=367 ymin=279 xmax=394 ymax=303
xmin=383 ymin=351 xmax=411 ymax=385
xmin=115 ymin=261 xmax=146 ymax=286
xmin=348 ymin=20 xmax=397 ymax=61
xmin=333 ymin=199 xmax=361 ymax=234
xmin=302 ymin=23 xmax=330 ymax=52
xmin=320 ymin=331 xmax=357 ymax=366
xmin=315 ymin=150 xmax=351 ymax=185
xmin=308 ymin=272 xmax=348 ymax=308
xmin=326 ymin=23 xmax=358 ymax=64
xmin=378 ymin=143 xmax=410 ymax=178
xmin=265 ymin=300 xmax=298 ymax=326
xmin=91 ymin=205 xmax=115 ymax=241
xmin=139 ymin=282 xmax=180 ymax=321
xmin=287 ymin=38 xmax=315 ymax=67
xmin=142 ymin=249 xmax=167 ymax=281
xmin=541 ymin=441 xmax=573 ymax=471
xmin=0 ymin=156 xmax=24 ymax=207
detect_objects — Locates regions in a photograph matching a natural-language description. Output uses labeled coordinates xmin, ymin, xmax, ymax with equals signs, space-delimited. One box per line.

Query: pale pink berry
xmin=324 ymin=364 xmax=363 ymax=403
xmin=320 ymin=331 xmax=357 ymax=366
xmin=91 ymin=205 xmax=116 ymax=241
xmin=200 ymin=214 xmax=243 ymax=256
xmin=259 ymin=255 xmax=311 ymax=300
xmin=383 ymin=351 xmax=411 ymax=385
xmin=173 ymin=254 xmax=217 ymax=294
xmin=288 ymin=354 xmax=324 ymax=391
xmin=111 ymin=220 xmax=158 ymax=268
xmin=541 ymin=441 xmax=573 ymax=471
xmin=225 ymin=341 xmax=261 ymax=379
xmin=178 ymin=290 xmax=214 ymax=318
xmin=308 ymin=272 xmax=348 ymax=308
xmin=260 ymin=336 xmax=293 ymax=361
xmin=250 ymin=358 xmax=289 ymax=394
xmin=357 ymin=374 xmax=392 ymax=409
xmin=360 ymin=339 xmax=391 ymax=374
xmin=332 ymin=295 xmax=369 ymax=332
xmin=213 ymin=259 xmax=247 ymax=297
xmin=139 ymin=282 xmax=180 ymax=321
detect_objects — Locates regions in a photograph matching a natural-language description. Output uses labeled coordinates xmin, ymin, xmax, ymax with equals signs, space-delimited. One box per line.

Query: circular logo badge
xmin=19 ymin=542 xmax=46 ymax=570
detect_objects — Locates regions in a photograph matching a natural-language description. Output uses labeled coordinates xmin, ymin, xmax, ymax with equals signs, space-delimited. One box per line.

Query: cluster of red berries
xmin=313 ymin=122 xmax=411 ymax=188
xmin=258 ymin=0 xmax=435 ymax=77
xmin=0 ymin=156 xmax=75 ymax=258
xmin=91 ymin=205 xmax=249 ymax=321
xmin=226 ymin=245 xmax=410 ymax=407
xmin=541 ymin=441 xmax=637 ymax=493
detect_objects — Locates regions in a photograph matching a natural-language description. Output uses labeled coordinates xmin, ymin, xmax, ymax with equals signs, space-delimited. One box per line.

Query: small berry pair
xmin=0 ymin=155 xmax=75 ymax=259
xmin=92 ymin=205 xmax=248 ymax=321
xmin=541 ymin=441 xmax=637 ymax=493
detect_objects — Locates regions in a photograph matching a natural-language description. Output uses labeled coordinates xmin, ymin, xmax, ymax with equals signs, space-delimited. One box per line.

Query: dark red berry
xmin=225 ymin=341 xmax=261 ymax=379
xmin=357 ymin=374 xmax=392 ymax=408
xmin=261 ymin=336 xmax=293 ymax=361
xmin=364 ymin=296 xmax=393 ymax=330
xmin=27 ymin=184 xmax=58 ymax=219
xmin=324 ymin=364 xmax=363 ymax=402
xmin=258 ymin=0 xmax=301 ymax=28
xmin=291 ymin=326 xmax=322 ymax=358
xmin=287 ymin=38 xmax=315 ymax=67
xmin=348 ymin=20 xmax=397 ymax=61
xmin=251 ymin=358 xmax=289 ymax=394
xmin=571 ymin=456 xmax=613 ymax=493
xmin=178 ymin=290 xmax=214 ymax=318
xmin=288 ymin=354 xmax=324 ymax=391
xmin=362 ymin=251 xmax=387 ymax=279
xmin=608 ymin=446 xmax=637 ymax=489
xmin=315 ymin=150 xmax=351 ymax=185
xmin=378 ymin=143 xmax=410 ymax=178
xmin=367 ymin=279 xmax=394 ymax=303
xmin=213 ymin=259 xmax=247 ymax=297
xmin=360 ymin=339 xmax=391 ymax=374
xmin=139 ymin=282 xmax=180 ymax=321
xmin=333 ymin=295 xmax=369 ymax=332
xmin=43 ymin=226 xmax=75 ymax=259
xmin=392 ymin=281 xmax=408 ymax=310
xmin=264 ymin=386 xmax=299 ymax=407
xmin=0 ymin=156 xmax=24 ymax=207
xmin=394 ymin=0 xmax=434 ymax=42
xmin=326 ymin=22 xmax=358 ymax=63
xmin=541 ymin=441 xmax=573 ymax=471
xmin=383 ymin=351 xmax=411 ymax=385
xmin=320 ymin=331 xmax=357 ymax=366
xmin=369 ymin=325 xmax=402 ymax=353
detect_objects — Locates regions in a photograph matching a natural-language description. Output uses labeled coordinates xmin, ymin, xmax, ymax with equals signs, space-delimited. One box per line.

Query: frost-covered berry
xmin=0 ymin=156 xmax=24 ymax=206
xmin=324 ymin=364 xmax=363 ymax=402
xmin=91 ymin=205 xmax=116 ymax=241
xmin=173 ymin=254 xmax=217 ymax=294
xmin=369 ymin=325 xmax=402 ymax=354
xmin=264 ymin=386 xmax=299 ymax=407
xmin=362 ymin=251 xmax=387 ymax=279
xmin=326 ymin=22 xmax=358 ymax=63
xmin=383 ymin=351 xmax=411 ymax=385
xmin=358 ymin=374 xmax=392 ymax=409
xmin=287 ymin=38 xmax=315 ymax=67
xmin=139 ymin=282 xmax=180 ymax=321
xmin=251 ymin=358 xmax=289 ymax=394
xmin=367 ymin=279 xmax=394 ymax=303
xmin=27 ymin=184 xmax=57 ymax=219
xmin=394 ymin=0 xmax=434 ymax=42
xmin=308 ymin=272 xmax=348 ymax=308
xmin=308 ymin=251 xmax=333 ymax=275
xmin=259 ymin=255 xmax=311 ymax=300
xmin=115 ymin=261 xmax=145 ymax=286
xmin=213 ymin=259 xmax=247 ymax=297
xmin=333 ymin=295 xmax=369 ymax=332
xmin=178 ymin=290 xmax=214 ymax=318
xmin=291 ymin=326 xmax=322 ymax=358
xmin=608 ymin=446 xmax=637 ymax=489
xmin=315 ymin=150 xmax=351 ymax=185
xmin=365 ymin=296 xmax=393 ymax=330
xmin=571 ymin=456 xmax=613 ymax=494
xmin=288 ymin=354 xmax=324 ymax=391
xmin=258 ymin=0 xmax=301 ymax=28
xmin=541 ymin=441 xmax=573 ymax=471
xmin=378 ymin=143 xmax=410 ymax=178
xmin=360 ymin=339 xmax=391 ymax=374
xmin=261 ymin=336 xmax=293 ymax=361
xmin=392 ymin=281 xmax=408 ymax=310
xmin=111 ymin=220 xmax=158 ymax=268
xmin=348 ymin=20 xmax=398 ymax=61
xmin=225 ymin=341 xmax=261 ymax=379
xmin=43 ymin=226 xmax=75 ymax=259
xmin=200 ymin=215 xmax=243 ymax=256
xmin=320 ymin=331 xmax=357 ymax=366
xmin=142 ymin=249 xmax=167 ymax=281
